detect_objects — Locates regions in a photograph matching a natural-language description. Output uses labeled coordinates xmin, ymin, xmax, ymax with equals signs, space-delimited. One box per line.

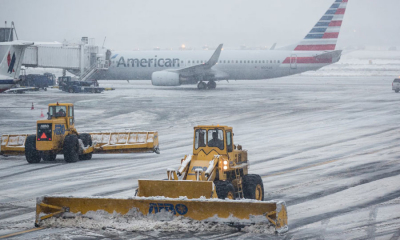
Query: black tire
xmin=25 ymin=135 xmax=41 ymax=164
xmin=78 ymin=133 xmax=92 ymax=160
xmin=42 ymin=152 xmax=57 ymax=161
xmin=207 ymin=81 xmax=216 ymax=89
xmin=214 ymin=181 xmax=235 ymax=199
xmin=63 ymin=135 xmax=79 ymax=163
xmin=197 ymin=82 xmax=207 ymax=90
xmin=68 ymin=88 xmax=74 ymax=93
xmin=396 ymin=90 xmax=399 ymax=93
xmin=243 ymin=174 xmax=264 ymax=201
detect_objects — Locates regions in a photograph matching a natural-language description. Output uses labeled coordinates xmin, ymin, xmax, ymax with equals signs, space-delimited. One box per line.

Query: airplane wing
xmin=167 ymin=44 xmax=224 ymax=78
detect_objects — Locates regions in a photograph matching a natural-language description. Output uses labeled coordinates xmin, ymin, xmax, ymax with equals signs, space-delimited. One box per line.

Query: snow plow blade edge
xmin=35 ymin=196 xmax=288 ymax=233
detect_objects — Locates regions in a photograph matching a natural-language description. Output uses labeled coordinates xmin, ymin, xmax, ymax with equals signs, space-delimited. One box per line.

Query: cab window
xmin=207 ymin=129 xmax=224 ymax=150
xmin=226 ymin=131 xmax=233 ymax=152
xmin=69 ymin=106 xmax=74 ymax=125
xmin=195 ymin=129 xmax=206 ymax=149
xmin=49 ymin=106 xmax=67 ymax=118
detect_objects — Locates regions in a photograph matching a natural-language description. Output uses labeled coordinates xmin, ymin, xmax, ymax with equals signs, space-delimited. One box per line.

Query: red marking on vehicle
xmin=294 ymin=45 xmax=336 ymax=51
xmin=40 ymin=133 xmax=47 ymax=139
xmin=282 ymin=57 xmax=332 ymax=64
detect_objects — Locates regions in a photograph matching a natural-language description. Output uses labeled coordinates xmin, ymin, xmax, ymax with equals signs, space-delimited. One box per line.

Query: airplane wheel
xmin=197 ymin=81 xmax=207 ymax=90
xmin=207 ymin=81 xmax=216 ymax=89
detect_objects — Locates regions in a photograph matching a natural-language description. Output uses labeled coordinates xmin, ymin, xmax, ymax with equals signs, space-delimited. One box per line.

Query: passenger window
xmin=270 ymin=60 xmax=272 ymax=63
xmin=240 ymin=60 xmax=242 ymax=63
xmin=262 ymin=60 xmax=265 ymax=63
xmin=278 ymin=60 xmax=280 ymax=63
xmin=228 ymin=60 xmax=230 ymax=63
xmin=224 ymin=60 xmax=226 ymax=63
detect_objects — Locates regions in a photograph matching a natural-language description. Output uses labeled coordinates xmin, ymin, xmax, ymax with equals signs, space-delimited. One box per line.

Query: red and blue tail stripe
xmin=295 ymin=0 xmax=348 ymax=51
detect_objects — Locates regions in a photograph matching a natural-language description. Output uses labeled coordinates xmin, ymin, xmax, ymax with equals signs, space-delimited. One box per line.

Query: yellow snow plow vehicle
xmin=0 ymin=102 xmax=159 ymax=163
xmin=35 ymin=125 xmax=288 ymax=233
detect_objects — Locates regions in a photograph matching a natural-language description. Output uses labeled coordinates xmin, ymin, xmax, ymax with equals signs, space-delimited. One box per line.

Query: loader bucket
xmin=35 ymin=196 xmax=288 ymax=233
xmin=137 ymin=180 xmax=217 ymax=199
xmin=89 ymin=131 xmax=159 ymax=154
xmin=0 ymin=134 xmax=28 ymax=156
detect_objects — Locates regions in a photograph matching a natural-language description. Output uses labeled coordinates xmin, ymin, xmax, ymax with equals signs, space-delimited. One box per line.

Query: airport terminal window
xmin=195 ymin=129 xmax=206 ymax=149
xmin=207 ymin=129 xmax=224 ymax=150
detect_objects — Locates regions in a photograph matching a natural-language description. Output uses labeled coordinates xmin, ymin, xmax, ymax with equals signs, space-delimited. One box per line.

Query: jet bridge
xmin=21 ymin=37 xmax=109 ymax=81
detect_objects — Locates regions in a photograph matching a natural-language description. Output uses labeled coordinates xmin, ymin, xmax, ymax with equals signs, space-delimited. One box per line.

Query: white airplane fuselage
xmin=100 ymin=50 xmax=339 ymax=82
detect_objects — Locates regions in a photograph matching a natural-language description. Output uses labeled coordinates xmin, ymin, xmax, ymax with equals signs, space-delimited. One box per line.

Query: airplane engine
xmin=151 ymin=71 xmax=181 ymax=86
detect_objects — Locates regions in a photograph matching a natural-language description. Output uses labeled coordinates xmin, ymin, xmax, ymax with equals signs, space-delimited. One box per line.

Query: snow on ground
xmin=1 ymin=51 xmax=400 ymax=239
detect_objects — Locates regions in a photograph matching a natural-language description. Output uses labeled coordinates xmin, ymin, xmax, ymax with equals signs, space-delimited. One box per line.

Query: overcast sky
xmin=1 ymin=0 xmax=399 ymax=50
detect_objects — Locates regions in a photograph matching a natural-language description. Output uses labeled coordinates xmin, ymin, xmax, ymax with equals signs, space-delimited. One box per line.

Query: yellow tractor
xmin=137 ymin=125 xmax=264 ymax=200
xmin=1 ymin=102 xmax=159 ymax=163
xmin=35 ymin=126 xmax=288 ymax=232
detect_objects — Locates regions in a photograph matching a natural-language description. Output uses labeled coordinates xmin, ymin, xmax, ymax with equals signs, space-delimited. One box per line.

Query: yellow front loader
xmin=0 ymin=102 xmax=159 ymax=163
xmin=35 ymin=126 xmax=288 ymax=233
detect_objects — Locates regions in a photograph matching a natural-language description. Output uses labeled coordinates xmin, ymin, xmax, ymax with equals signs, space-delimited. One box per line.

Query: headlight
xmin=224 ymin=160 xmax=228 ymax=165
xmin=223 ymin=166 xmax=228 ymax=170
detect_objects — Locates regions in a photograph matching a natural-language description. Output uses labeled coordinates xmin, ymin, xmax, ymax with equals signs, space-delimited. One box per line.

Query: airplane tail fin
xmin=0 ymin=42 xmax=32 ymax=79
xmin=294 ymin=0 xmax=348 ymax=51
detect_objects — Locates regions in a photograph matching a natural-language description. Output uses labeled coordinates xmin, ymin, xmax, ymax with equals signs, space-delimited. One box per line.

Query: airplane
xmin=0 ymin=41 xmax=34 ymax=93
xmin=96 ymin=0 xmax=348 ymax=90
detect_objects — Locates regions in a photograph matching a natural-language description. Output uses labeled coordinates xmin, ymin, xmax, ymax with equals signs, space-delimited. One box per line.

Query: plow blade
xmin=0 ymin=134 xmax=28 ymax=156
xmin=137 ymin=180 xmax=217 ymax=199
xmin=89 ymin=131 xmax=159 ymax=154
xmin=1 ymin=131 xmax=159 ymax=156
xmin=36 ymin=196 xmax=288 ymax=233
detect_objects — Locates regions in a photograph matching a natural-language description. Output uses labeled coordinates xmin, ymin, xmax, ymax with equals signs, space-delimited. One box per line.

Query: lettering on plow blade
xmin=149 ymin=203 xmax=188 ymax=215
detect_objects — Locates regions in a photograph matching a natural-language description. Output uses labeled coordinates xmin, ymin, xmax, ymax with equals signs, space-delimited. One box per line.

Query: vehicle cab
xmin=35 ymin=103 xmax=76 ymax=151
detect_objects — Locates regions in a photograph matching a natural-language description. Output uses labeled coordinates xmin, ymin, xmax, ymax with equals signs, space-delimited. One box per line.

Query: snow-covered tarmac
xmin=1 ymin=52 xmax=400 ymax=239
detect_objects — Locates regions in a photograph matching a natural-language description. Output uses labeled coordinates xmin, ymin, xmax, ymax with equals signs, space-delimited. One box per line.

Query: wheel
xmin=63 ymin=135 xmax=79 ymax=163
xmin=78 ymin=133 xmax=92 ymax=160
xmin=214 ymin=181 xmax=235 ymax=199
xmin=68 ymin=88 xmax=74 ymax=93
xmin=42 ymin=152 xmax=57 ymax=161
xmin=242 ymin=174 xmax=264 ymax=201
xmin=197 ymin=81 xmax=207 ymax=90
xmin=396 ymin=90 xmax=399 ymax=93
xmin=25 ymin=135 xmax=41 ymax=164
xmin=91 ymin=88 xmax=96 ymax=93
xmin=207 ymin=81 xmax=216 ymax=89
xmin=44 ymin=88 xmax=47 ymax=91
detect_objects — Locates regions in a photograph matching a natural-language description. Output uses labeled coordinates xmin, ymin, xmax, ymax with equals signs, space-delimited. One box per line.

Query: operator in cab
xmin=208 ymin=131 xmax=224 ymax=150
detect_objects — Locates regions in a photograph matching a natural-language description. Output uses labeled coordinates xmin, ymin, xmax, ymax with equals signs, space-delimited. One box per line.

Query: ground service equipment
xmin=0 ymin=102 xmax=159 ymax=163
xmin=34 ymin=126 xmax=288 ymax=233
xmin=58 ymin=76 xmax=111 ymax=93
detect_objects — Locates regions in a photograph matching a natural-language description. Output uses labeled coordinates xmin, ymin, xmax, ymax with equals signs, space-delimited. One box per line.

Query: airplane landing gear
xmin=207 ymin=81 xmax=216 ymax=89
xmin=197 ymin=81 xmax=207 ymax=90
xmin=197 ymin=81 xmax=216 ymax=90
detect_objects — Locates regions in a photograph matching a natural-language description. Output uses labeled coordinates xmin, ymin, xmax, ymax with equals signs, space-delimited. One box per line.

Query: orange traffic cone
xmin=31 ymin=102 xmax=34 ymax=110
xmin=40 ymin=110 xmax=44 ymax=118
